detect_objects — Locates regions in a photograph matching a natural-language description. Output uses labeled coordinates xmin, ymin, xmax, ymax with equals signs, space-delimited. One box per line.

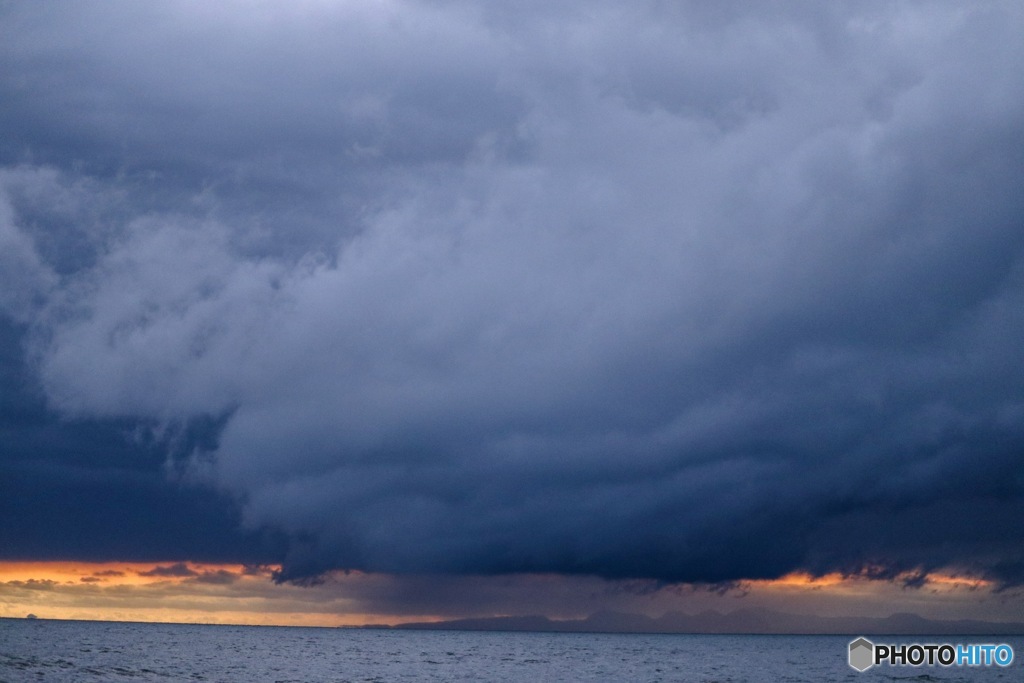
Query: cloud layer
xmin=2 ymin=1 xmax=1024 ymax=585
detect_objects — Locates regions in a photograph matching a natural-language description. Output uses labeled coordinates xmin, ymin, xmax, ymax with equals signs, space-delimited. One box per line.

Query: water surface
xmin=1 ymin=619 xmax=1020 ymax=682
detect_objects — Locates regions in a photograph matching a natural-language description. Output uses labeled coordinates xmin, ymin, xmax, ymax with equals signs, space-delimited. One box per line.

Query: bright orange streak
xmin=748 ymin=570 xmax=991 ymax=591
xmin=751 ymin=572 xmax=848 ymax=588
xmin=0 ymin=561 xmax=274 ymax=585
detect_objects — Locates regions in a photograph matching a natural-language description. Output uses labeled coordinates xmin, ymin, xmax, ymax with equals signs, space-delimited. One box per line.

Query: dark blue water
xmin=0 ymin=619 xmax=1020 ymax=681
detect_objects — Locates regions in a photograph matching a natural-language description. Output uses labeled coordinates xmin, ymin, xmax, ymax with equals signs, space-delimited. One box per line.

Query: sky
xmin=1 ymin=0 xmax=1024 ymax=626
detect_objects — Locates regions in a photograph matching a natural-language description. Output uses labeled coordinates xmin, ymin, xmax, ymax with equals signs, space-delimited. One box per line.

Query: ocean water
xmin=0 ymin=619 xmax=1020 ymax=682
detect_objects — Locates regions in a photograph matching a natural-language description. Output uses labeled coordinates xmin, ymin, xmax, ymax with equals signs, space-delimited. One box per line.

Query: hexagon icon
xmin=848 ymin=637 xmax=874 ymax=672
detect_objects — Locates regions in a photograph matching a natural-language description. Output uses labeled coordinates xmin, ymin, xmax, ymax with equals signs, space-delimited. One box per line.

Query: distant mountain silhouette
xmin=371 ymin=608 xmax=1024 ymax=635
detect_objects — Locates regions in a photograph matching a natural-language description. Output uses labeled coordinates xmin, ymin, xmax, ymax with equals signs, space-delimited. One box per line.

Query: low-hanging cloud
xmin=3 ymin=1 xmax=1024 ymax=585
xmin=138 ymin=563 xmax=200 ymax=579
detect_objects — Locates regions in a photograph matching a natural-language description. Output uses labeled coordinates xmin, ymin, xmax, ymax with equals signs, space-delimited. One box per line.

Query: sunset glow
xmin=2 ymin=562 xmax=1018 ymax=628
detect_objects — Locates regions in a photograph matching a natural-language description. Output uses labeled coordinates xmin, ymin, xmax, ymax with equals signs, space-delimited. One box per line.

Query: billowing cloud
xmin=1 ymin=1 xmax=1023 ymax=588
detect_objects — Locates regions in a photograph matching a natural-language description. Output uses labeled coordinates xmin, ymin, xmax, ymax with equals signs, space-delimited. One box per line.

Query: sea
xmin=1 ymin=619 xmax=1020 ymax=682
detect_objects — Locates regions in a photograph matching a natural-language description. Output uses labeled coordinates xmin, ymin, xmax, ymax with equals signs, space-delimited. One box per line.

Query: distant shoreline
xmin=8 ymin=609 xmax=1022 ymax=636
xmin=363 ymin=608 xmax=1024 ymax=636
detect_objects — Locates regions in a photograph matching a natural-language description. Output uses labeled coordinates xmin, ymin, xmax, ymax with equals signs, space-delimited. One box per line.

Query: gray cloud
xmin=2 ymin=1 xmax=1024 ymax=586
xmin=191 ymin=569 xmax=240 ymax=586
xmin=138 ymin=563 xmax=199 ymax=579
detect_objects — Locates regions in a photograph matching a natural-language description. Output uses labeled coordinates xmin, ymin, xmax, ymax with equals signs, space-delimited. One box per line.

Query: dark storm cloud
xmin=0 ymin=315 xmax=283 ymax=565
xmin=2 ymin=1 xmax=1023 ymax=587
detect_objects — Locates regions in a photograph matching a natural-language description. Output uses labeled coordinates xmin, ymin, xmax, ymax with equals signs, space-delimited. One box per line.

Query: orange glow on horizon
xmin=0 ymin=560 xmax=459 ymax=627
xmin=0 ymin=561 xmax=1001 ymax=627
xmin=0 ymin=560 xmax=350 ymax=627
